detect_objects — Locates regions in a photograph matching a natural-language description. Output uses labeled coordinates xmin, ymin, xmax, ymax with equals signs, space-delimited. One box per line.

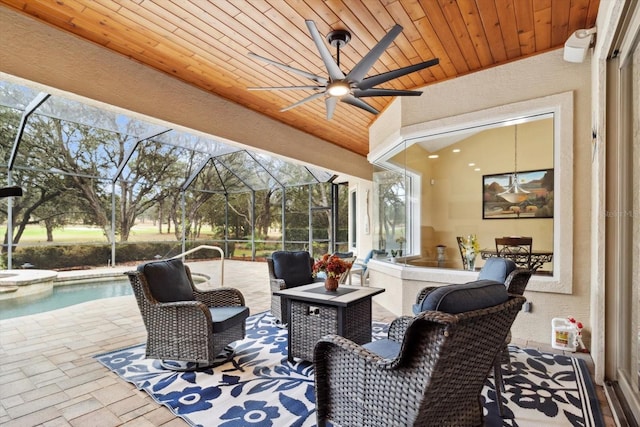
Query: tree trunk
xmin=45 ymin=219 xmax=54 ymax=242
xmin=71 ymin=175 xmax=112 ymax=243
xmin=158 ymin=200 xmax=163 ymax=234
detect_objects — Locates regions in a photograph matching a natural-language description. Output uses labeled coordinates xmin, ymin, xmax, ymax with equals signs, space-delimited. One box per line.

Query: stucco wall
xmin=369 ymin=49 xmax=593 ymax=347
xmin=0 ymin=7 xmax=372 ymax=180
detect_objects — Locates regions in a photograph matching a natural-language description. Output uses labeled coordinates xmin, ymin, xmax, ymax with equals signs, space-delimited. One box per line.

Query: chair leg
xmin=493 ymin=357 xmax=506 ymax=417
xmin=502 ymin=342 xmax=512 ymax=372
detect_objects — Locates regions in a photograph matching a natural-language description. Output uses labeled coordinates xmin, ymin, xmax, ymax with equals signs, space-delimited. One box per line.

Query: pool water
xmin=0 ymin=281 xmax=133 ymax=320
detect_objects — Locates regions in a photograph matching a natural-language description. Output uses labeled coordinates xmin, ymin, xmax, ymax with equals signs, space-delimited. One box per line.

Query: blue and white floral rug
xmin=95 ymin=312 xmax=604 ymax=427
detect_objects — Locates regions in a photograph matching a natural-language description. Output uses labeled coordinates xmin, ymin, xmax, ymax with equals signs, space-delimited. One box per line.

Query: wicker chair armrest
xmin=505 ymin=269 xmax=533 ymax=295
xmin=269 ymin=277 xmax=287 ymax=292
xmin=145 ymin=300 xmax=212 ymax=330
xmin=415 ymin=286 xmax=438 ymax=304
xmin=314 ymin=334 xmax=400 ymax=370
xmin=193 ymin=287 xmax=245 ymax=307
xmin=387 ymin=316 xmax=413 ymax=342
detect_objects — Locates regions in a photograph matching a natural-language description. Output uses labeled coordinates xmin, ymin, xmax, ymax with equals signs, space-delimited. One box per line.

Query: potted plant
xmin=312 ymin=254 xmax=352 ymax=291
xmin=395 ymin=236 xmax=406 ymax=257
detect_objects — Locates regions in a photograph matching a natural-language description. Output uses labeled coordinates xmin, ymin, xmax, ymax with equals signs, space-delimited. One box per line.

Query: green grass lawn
xmin=15 ymin=223 xmax=184 ymax=244
xmin=8 ymin=223 xmax=282 ymax=259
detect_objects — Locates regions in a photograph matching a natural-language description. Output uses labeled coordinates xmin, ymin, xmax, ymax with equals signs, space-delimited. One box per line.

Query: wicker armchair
xmin=267 ymin=251 xmax=319 ymax=324
xmin=314 ymin=281 xmax=526 ymax=427
xmin=413 ymin=257 xmax=533 ymax=417
xmin=126 ymin=258 xmax=249 ymax=369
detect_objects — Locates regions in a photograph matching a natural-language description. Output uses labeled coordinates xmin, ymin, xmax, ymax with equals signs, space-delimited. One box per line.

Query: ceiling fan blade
xmin=248 ymin=52 xmax=328 ymax=84
xmin=353 ymin=88 xmax=423 ymax=97
xmin=340 ymin=95 xmax=379 ymax=115
xmin=357 ymin=58 xmax=440 ymax=91
xmin=248 ymin=86 xmax=324 ymax=91
xmin=280 ymin=92 xmax=326 ymax=112
xmin=346 ymin=24 xmax=404 ymax=83
xmin=325 ymin=97 xmax=338 ymax=120
xmin=305 ymin=20 xmax=345 ymax=81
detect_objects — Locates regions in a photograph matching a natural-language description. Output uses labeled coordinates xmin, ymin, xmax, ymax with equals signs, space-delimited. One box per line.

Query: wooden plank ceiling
xmin=1 ymin=0 xmax=599 ymax=156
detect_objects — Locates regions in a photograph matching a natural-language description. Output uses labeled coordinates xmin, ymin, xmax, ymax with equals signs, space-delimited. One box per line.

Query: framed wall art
xmin=482 ymin=168 xmax=554 ymax=219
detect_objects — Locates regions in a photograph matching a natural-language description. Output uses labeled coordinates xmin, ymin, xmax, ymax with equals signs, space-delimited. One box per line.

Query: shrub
xmin=10 ymin=240 xmax=232 ymax=270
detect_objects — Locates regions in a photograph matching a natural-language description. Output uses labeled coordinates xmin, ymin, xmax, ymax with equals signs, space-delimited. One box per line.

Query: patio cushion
xmin=360 ymin=249 xmax=387 ymax=273
xmin=332 ymin=251 xmax=354 ymax=258
xmin=413 ymin=280 xmax=508 ymax=314
xmin=363 ymin=338 xmax=402 ymax=359
xmin=271 ymin=251 xmax=314 ymax=287
xmin=478 ymin=257 xmax=517 ymax=283
xmin=209 ymin=306 xmax=250 ymax=333
xmin=138 ymin=258 xmax=194 ymax=303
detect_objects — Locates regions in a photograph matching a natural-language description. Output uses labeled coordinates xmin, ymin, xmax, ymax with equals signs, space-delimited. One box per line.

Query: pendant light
xmin=498 ymin=125 xmax=529 ymax=204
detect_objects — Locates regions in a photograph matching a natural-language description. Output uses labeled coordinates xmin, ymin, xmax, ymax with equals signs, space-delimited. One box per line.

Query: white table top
xmin=273 ymin=283 xmax=385 ymax=307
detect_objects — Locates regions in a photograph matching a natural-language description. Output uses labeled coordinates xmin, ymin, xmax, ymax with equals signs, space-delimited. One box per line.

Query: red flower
xmin=312 ymin=254 xmax=352 ymax=278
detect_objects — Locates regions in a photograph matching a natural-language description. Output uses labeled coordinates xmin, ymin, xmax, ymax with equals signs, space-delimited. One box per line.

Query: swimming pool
xmin=0 ymin=281 xmax=133 ymax=320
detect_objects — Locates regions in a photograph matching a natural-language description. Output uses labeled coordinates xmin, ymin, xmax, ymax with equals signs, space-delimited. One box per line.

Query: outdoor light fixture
xmin=498 ymin=125 xmax=530 ymax=204
xmin=563 ymin=27 xmax=597 ymax=63
xmin=0 ymin=186 xmax=23 ymax=198
xmin=326 ymin=81 xmax=350 ymax=97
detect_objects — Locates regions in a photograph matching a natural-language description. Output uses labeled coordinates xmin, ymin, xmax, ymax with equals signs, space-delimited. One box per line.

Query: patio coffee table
xmin=273 ymin=283 xmax=385 ymax=362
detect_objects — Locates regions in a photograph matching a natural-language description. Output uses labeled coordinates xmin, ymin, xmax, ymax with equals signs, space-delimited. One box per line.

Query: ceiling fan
xmin=248 ymin=20 xmax=439 ymax=120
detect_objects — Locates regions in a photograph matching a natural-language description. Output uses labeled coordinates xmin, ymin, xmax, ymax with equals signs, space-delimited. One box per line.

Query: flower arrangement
xmin=460 ymin=234 xmax=480 ymax=258
xmin=312 ymin=254 xmax=352 ymax=279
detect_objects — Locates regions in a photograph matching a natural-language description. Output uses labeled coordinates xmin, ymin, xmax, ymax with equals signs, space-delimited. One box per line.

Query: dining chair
xmin=456 ymin=236 xmax=469 ymax=269
xmin=495 ymin=236 xmax=533 ymax=269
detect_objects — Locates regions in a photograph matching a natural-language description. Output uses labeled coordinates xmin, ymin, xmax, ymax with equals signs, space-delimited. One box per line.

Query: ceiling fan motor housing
xmin=327 ymin=30 xmax=351 ymax=48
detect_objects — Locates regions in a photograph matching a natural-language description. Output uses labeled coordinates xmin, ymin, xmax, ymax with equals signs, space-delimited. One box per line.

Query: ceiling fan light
xmin=498 ymin=125 xmax=529 ymax=204
xmin=327 ymin=82 xmax=350 ymax=97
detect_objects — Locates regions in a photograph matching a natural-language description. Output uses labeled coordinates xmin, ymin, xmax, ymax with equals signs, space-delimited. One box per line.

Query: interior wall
xmin=0 ymin=7 xmax=372 ymax=180
xmin=370 ymin=49 xmax=592 ymax=349
xmin=412 ymin=120 xmax=554 ymax=269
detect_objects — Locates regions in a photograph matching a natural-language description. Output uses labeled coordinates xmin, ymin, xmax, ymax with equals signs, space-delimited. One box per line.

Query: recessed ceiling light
xmin=474 ymin=168 xmax=481 ymax=171
xmin=428 ymin=154 xmax=439 ymax=159
xmin=452 ymin=148 xmax=461 ymax=153
xmin=468 ymin=162 xmax=475 ymax=166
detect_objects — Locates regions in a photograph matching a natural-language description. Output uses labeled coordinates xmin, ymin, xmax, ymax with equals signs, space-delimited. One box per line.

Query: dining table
xmin=480 ymin=249 xmax=553 ymax=272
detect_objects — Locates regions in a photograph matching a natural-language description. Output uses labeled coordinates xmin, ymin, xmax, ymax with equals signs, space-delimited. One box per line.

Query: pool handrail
xmin=171 ymin=245 xmax=224 ymax=286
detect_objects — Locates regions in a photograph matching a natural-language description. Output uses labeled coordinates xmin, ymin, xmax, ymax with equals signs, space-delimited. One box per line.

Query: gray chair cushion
xmin=333 ymin=251 xmax=354 ymax=258
xmin=271 ymin=251 xmax=314 ymax=288
xmin=477 ymin=257 xmax=517 ymax=283
xmin=139 ymin=258 xmax=194 ymax=303
xmin=209 ymin=306 xmax=250 ymax=333
xmin=363 ymin=338 xmax=402 ymax=359
xmin=360 ymin=249 xmax=387 ymax=273
xmin=414 ymin=280 xmax=508 ymax=314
